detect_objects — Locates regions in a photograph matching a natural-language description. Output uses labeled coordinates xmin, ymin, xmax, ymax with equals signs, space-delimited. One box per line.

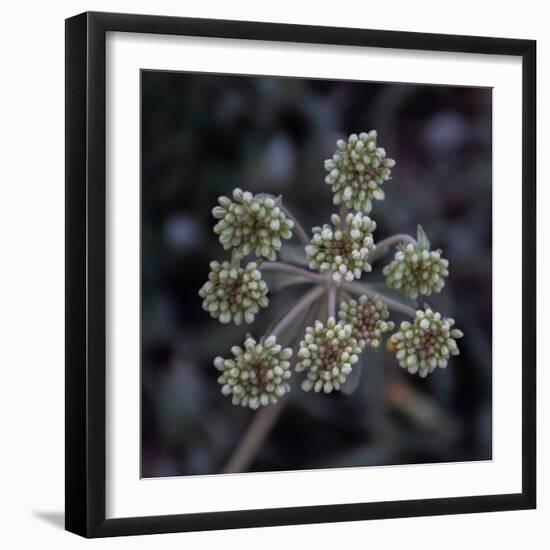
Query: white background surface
xmin=0 ymin=1 xmax=546 ymax=548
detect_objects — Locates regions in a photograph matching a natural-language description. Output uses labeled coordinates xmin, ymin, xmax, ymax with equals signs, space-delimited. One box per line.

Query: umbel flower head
xmin=214 ymin=335 xmax=293 ymax=409
xmin=383 ymin=226 xmax=449 ymax=299
xmin=199 ymin=260 xmax=268 ymax=325
xmin=296 ymin=317 xmax=361 ymax=393
xmin=306 ymin=212 xmax=376 ymax=283
xmin=212 ymin=188 xmax=294 ymax=261
xmin=324 ymin=131 xmax=396 ymax=213
xmin=338 ymin=294 xmax=395 ymax=350
xmin=390 ymin=308 xmax=463 ymax=378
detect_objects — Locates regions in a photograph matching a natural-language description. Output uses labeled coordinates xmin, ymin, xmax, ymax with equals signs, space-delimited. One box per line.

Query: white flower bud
xmin=215 ymin=334 xmax=293 ymax=409
xmin=323 ymin=132 xmax=395 ymax=212
xmin=383 ymin=238 xmax=449 ymax=299
xmin=296 ymin=320 xmax=361 ymax=393
xmin=199 ymin=261 xmax=269 ymax=325
xmin=390 ymin=309 xmax=463 ymax=378
xmin=213 ymin=189 xmax=294 ymax=260
xmin=306 ymin=212 xmax=376 ymax=282
xmin=338 ymin=294 xmax=395 ymax=350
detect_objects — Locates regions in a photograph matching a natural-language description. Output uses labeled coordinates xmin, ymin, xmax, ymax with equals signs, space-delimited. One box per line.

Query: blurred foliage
xmin=141 ymin=71 xmax=492 ymax=477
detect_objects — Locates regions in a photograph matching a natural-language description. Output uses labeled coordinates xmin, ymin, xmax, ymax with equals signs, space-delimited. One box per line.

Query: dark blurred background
xmin=141 ymin=70 xmax=492 ymax=478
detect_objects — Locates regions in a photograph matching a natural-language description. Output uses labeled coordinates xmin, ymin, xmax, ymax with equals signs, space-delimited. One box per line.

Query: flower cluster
xmin=306 ymin=212 xmax=376 ymax=282
xmin=383 ymin=242 xmax=449 ymax=299
xmin=338 ymin=295 xmax=395 ymax=350
xmin=199 ymin=261 xmax=269 ymax=325
xmin=324 ymin=131 xmax=395 ymax=213
xmin=389 ymin=309 xmax=463 ymax=378
xmin=214 ymin=335 xmax=293 ymax=409
xmin=200 ymin=129 xmax=464 ymax=410
xmin=296 ymin=317 xmax=361 ymax=393
xmin=212 ymin=188 xmax=294 ymax=260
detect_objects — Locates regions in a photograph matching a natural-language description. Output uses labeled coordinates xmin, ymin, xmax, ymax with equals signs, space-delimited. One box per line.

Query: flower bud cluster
xmin=324 ymin=131 xmax=395 ymax=213
xmin=306 ymin=212 xmax=376 ymax=283
xmin=199 ymin=261 xmax=268 ymax=325
xmin=390 ymin=309 xmax=463 ymax=377
xmin=383 ymin=242 xmax=449 ymax=299
xmin=214 ymin=335 xmax=293 ymax=409
xmin=212 ymin=188 xmax=294 ymax=261
xmin=338 ymin=295 xmax=395 ymax=350
xmin=296 ymin=317 xmax=361 ymax=393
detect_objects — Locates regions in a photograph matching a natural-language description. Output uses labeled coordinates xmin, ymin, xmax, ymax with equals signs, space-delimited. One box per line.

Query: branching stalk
xmin=271 ymin=286 xmax=326 ymax=338
xmin=261 ymin=261 xmax=330 ymax=285
xmin=370 ymin=233 xmax=417 ymax=262
xmin=221 ymin=396 xmax=287 ymax=474
xmin=222 ymin=297 xmax=323 ymax=474
xmin=261 ymin=261 xmax=416 ymax=318
xmin=279 ymin=203 xmax=310 ymax=246
xmin=339 ymin=203 xmax=349 ymax=224
xmin=342 ymin=281 xmax=416 ymax=317
xmin=327 ymin=286 xmax=337 ymax=319
xmin=205 ymin=131 xmax=458 ymax=477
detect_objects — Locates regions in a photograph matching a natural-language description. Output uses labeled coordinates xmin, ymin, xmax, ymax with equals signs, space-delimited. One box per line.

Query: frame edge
xmin=521 ymin=39 xmax=536 ymax=510
xmin=65 ymin=11 xmax=89 ymax=538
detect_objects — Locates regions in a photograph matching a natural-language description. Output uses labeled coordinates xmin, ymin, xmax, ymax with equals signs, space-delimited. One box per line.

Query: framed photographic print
xmin=65 ymin=11 xmax=536 ymax=538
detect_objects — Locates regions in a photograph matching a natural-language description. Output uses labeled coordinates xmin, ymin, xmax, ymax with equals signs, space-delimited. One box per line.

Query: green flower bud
xmin=199 ymin=261 xmax=268 ymax=325
xmin=324 ymin=131 xmax=395 ymax=213
xmin=212 ymin=188 xmax=294 ymax=260
xmin=306 ymin=212 xmax=376 ymax=283
xmin=390 ymin=308 xmax=463 ymax=377
xmin=383 ymin=241 xmax=449 ymax=299
xmin=296 ymin=317 xmax=362 ymax=393
xmin=214 ymin=335 xmax=293 ymax=409
xmin=338 ymin=295 xmax=395 ymax=350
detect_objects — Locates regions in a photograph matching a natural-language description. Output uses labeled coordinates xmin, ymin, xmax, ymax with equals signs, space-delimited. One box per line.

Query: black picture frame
xmin=65 ymin=11 xmax=536 ymax=538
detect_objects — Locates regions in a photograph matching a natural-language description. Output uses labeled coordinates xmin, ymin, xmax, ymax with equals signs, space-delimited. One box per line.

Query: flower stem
xmin=222 ymin=298 xmax=323 ymax=474
xmin=260 ymin=261 xmax=330 ymax=285
xmin=279 ymin=203 xmax=310 ymax=246
xmin=221 ymin=396 xmax=287 ymax=474
xmin=230 ymin=249 xmax=241 ymax=268
xmin=261 ymin=261 xmax=416 ymax=318
xmin=271 ymin=286 xmax=325 ymax=338
xmin=327 ymin=286 xmax=337 ymax=319
xmin=342 ymin=281 xmax=416 ymax=318
xmin=370 ymin=233 xmax=417 ymax=262
xmin=339 ymin=203 xmax=349 ymax=226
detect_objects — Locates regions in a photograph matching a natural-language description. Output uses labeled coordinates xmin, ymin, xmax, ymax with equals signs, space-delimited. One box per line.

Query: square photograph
xmin=140 ymin=70 xmax=492 ymax=478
